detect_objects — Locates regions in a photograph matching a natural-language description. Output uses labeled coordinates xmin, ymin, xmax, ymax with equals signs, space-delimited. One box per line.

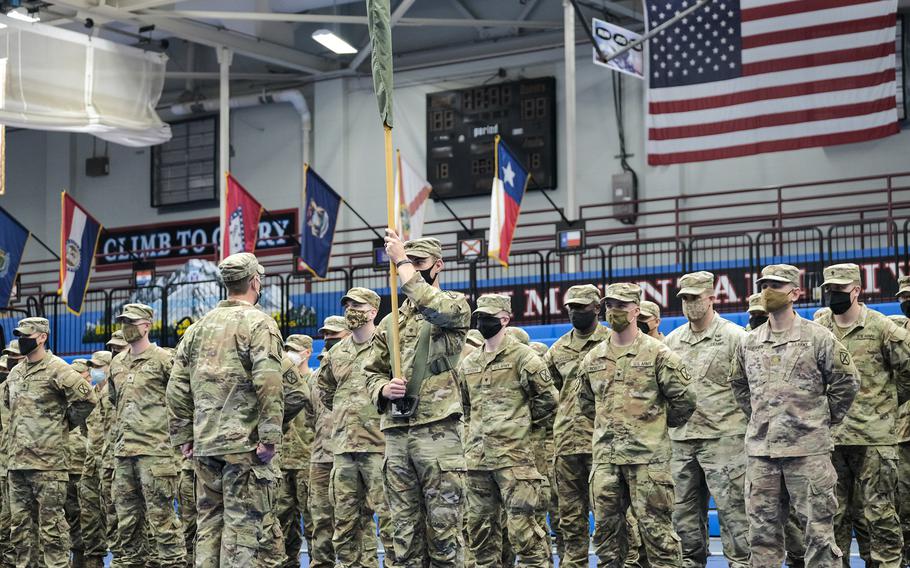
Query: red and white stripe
xmin=646 ymin=0 xmax=900 ymax=165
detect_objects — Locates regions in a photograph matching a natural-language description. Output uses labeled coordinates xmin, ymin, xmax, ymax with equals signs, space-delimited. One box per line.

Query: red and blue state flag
xmin=222 ymin=173 xmax=264 ymax=260
xmin=488 ymin=135 xmax=529 ymax=267
xmin=59 ymin=192 xmax=102 ymax=315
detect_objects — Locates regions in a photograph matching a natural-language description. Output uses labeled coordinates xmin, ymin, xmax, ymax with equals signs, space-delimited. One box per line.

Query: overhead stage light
xmin=311 ymin=29 xmax=357 ymax=55
xmin=6 ymin=7 xmax=39 ymax=22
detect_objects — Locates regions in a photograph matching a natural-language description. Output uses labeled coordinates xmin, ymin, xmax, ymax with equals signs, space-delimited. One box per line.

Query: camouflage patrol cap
xmin=3 ymin=340 xmax=20 ymax=357
xmin=285 ymin=334 xmax=314 ymax=353
xmin=0 ymin=355 xmax=8 ymax=372
xmin=106 ymin=330 xmax=128 ymax=349
xmin=473 ymin=294 xmax=512 ymax=315
xmin=219 ymin=252 xmax=265 ymax=283
xmin=506 ymin=326 xmax=530 ymax=344
xmin=604 ymin=282 xmax=642 ymax=304
xmin=756 ymin=264 xmax=800 ymax=286
xmin=319 ymin=315 xmax=348 ymax=334
xmin=404 ymin=237 xmax=443 ymax=260
xmin=529 ymin=342 xmax=549 ymax=356
xmin=465 ymin=329 xmax=484 ymax=348
xmin=116 ymin=303 xmax=154 ymax=323
xmin=88 ymin=351 xmax=112 ymax=368
xmin=564 ymin=284 xmax=601 ymax=307
xmin=341 ymin=287 xmax=381 ymax=309
xmin=747 ymin=293 xmax=767 ymax=314
xmin=677 ymin=271 xmax=715 ymax=297
xmin=822 ymin=263 xmax=861 ymax=287
xmin=14 ymin=317 xmax=49 ymax=336
xmin=639 ymin=301 xmax=661 ymax=320
xmin=898 ymin=276 xmax=910 ymax=298
xmin=71 ymin=359 xmax=89 ymax=374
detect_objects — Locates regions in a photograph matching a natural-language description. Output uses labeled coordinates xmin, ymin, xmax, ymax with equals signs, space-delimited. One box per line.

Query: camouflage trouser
xmin=533 ymin=434 xmax=560 ymax=557
xmin=177 ymin=467 xmax=197 ymax=568
xmin=898 ymin=443 xmax=910 ymax=567
xmin=555 ymin=453 xmax=591 ymax=568
xmin=78 ymin=466 xmax=106 ymax=564
xmin=102 ymin=466 xmax=121 ymax=557
xmin=66 ymin=473 xmax=85 ymax=562
xmin=624 ymin=510 xmax=647 ymax=568
xmin=308 ymin=462 xmax=335 ymax=568
xmin=8 ymin=469 xmax=71 ymax=568
xmin=195 ymin=451 xmax=284 ymax=568
xmin=0 ymin=473 xmax=9 ymax=567
xmin=671 ymin=436 xmax=750 ymax=568
xmin=382 ymin=418 xmax=465 ymax=568
xmin=276 ymin=468 xmax=310 ymax=568
xmin=782 ymin=492 xmax=807 ymax=568
xmin=832 ymin=445 xmax=903 ymax=568
xmin=464 ymin=466 xmax=551 ymax=568
xmin=111 ymin=456 xmax=186 ymax=568
xmin=745 ymin=454 xmax=842 ymax=568
xmin=590 ymin=462 xmax=682 ymax=568
xmin=330 ymin=452 xmax=397 ymax=568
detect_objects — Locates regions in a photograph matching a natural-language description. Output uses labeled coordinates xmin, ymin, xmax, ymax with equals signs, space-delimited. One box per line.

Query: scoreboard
xmin=425 ymin=77 xmax=557 ymax=200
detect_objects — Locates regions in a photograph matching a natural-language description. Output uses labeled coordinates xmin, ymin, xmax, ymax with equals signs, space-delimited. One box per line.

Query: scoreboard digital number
xmin=426 ymin=77 xmax=557 ymax=200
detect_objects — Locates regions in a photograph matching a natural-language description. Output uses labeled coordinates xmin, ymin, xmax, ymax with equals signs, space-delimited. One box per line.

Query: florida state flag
xmin=222 ymin=173 xmax=263 ymax=260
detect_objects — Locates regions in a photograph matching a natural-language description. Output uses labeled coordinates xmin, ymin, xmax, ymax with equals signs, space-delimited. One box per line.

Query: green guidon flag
xmin=366 ymin=0 xmax=393 ymax=127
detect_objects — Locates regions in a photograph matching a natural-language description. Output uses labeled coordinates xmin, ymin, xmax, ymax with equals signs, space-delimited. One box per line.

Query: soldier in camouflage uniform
xmin=319 ymin=287 xmax=398 ymax=568
xmin=82 ymin=351 xmax=112 ymax=568
xmin=814 ymin=264 xmax=910 ymax=568
xmin=100 ymin=332 xmax=126 ymax=560
xmin=544 ymin=285 xmax=607 ymax=568
xmin=5 ymin=317 xmax=97 ymax=568
xmin=578 ymin=283 xmax=695 ymax=568
xmin=457 ymin=294 xmax=558 ymax=567
xmin=67 ymin=359 xmax=92 ymax=567
xmin=730 ymin=264 xmax=860 ymax=568
xmin=0 ymin=353 xmax=12 ymax=567
xmin=745 ymin=293 xmax=768 ymax=331
xmin=664 ymin=272 xmax=749 ymax=568
xmin=364 ymin=233 xmax=469 ymax=568
xmin=167 ymin=253 xmax=289 ymax=568
xmin=108 ymin=304 xmax=186 ymax=568
xmin=637 ymin=300 xmax=664 ymax=340
xmin=277 ymin=334 xmax=315 ymax=568
xmin=892 ymin=276 xmax=910 ymax=567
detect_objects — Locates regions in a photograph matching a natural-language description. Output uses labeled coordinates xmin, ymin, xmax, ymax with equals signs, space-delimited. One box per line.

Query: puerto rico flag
xmin=488 ymin=136 xmax=529 ymax=267
xmin=222 ymin=173 xmax=263 ymax=260
xmin=59 ymin=192 xmax=102 ymax=315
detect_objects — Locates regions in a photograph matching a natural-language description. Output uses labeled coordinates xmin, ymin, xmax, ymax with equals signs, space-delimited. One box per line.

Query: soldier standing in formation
xmin=458 ymin=294 xmax=557 ymax=567
xmin=364 ymin=234 xmax=470 ymax=568
xmin=109 ymin=304 xmax=186 ymax=568
xmin=814 ymin=263 xmax=910 ymax=567
xmin=81 ymin=350 xmax=111 ymax=568
xmin=319 ymin=288 xmax=398 ymax=568
xmin=731 ymin=264 xmax=860 ymax=568
xmin=167 ymin=253 xmax=286 ymax=567
xmin=665 ymin=272 xmax=749 ymax=568
xmin=5 ymin=318 xmax=97 ymax=568
xmin=579 ymin=283 xmax=695 ymax=567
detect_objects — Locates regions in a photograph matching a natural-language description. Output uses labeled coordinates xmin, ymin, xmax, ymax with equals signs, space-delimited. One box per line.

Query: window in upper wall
xmin=151 ymin=116 xmax=218 ymax=208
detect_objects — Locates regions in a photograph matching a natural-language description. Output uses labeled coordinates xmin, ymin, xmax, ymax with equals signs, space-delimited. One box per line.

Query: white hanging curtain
xmin=0 ymin=14 xmax=171 ymax=147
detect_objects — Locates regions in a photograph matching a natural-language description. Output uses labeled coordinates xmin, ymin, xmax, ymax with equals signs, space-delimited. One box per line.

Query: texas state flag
xmin=488 ymin=135 xmax=529 ymax=267
xmin=59 ymin=192 xmax=102 ymax=315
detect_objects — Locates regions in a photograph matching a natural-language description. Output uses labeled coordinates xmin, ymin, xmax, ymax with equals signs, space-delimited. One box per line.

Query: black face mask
xmin=637 ymin=320 xmax=651 ymax=334
xmin=476 ymin=316 xmax=503 ymax=339
xmin=323 ymin=338 xmax=341 ymax=351
xmin=902 ymin=300 xmax=910 ymax=318
xmin=827 ymin=290 xmax=853 ymax=315
xmin=569 ymin=310 xmax=597 ymax=331
xmin=17 ymin=336 xmax=39 ymax=356
xmin=749 ymin=315 xmax=768 ymax=329
xmin=419 ymin=266 xmax=436 ymax=285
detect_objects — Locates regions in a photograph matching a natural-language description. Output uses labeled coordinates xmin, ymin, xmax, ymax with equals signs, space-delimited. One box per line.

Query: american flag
xmin=645 ymin=0 xmax=900 ymax=165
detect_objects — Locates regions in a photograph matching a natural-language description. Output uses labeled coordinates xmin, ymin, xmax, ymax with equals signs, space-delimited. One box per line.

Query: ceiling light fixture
xmin=311 ymin=29 xmax=357 ymax=55
xmin=6 ymin=7 xmax=39 ymax=22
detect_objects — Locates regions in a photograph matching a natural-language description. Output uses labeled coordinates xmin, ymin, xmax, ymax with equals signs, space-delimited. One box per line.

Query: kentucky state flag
xmin=222 ymin=173 xmax=263 ymax=260
xmin=0 ymin=206 xmax=29 ymax=308
xmin=299 ymin=165 xmax=341 ymax=279
xmin=488 ymin=135 xmax=529 ymax=267
xmin=59 ymin=192 xmax=102 ymax=315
